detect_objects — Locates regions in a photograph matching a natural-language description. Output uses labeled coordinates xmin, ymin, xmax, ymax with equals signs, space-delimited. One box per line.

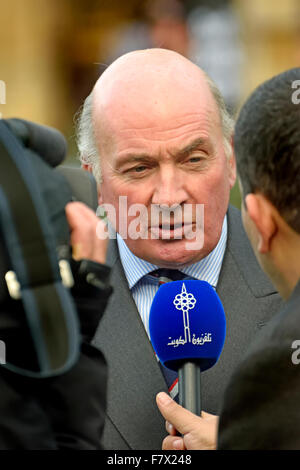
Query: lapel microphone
xmin=149 ymin=280 xmax=226 ymax=415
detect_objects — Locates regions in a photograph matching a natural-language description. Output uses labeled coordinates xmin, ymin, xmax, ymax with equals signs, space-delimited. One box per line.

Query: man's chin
xmin=129 ymin=238 xmax=206 ymax=268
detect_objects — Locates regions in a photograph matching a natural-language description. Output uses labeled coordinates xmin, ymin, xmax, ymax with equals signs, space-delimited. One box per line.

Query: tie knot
xmin=149 ymin=269 xmax=186 ymax=285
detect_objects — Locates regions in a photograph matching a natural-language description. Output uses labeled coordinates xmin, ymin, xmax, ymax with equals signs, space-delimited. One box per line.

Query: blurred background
xmin=0 ymin=0 xmax=300 ymax=207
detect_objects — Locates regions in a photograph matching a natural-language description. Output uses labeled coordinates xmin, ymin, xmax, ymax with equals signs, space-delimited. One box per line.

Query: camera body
xmin=0 ymin=118 xmax=97 ymax=377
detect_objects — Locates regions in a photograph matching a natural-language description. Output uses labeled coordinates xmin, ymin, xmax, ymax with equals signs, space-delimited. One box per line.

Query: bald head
xmin=93 ymin=49 xmax=217 ymax=140
xmin=94 ymin=48 xmax=205 ymax=97
xmin=77 ymin=48 xmax=234 ymax=182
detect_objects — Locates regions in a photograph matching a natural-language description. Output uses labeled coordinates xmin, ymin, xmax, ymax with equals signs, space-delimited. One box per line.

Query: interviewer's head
xmin=77 ymin=48 xmax=236 ymax=268
xmin=234 ymin=68 xmax=300 ymax=298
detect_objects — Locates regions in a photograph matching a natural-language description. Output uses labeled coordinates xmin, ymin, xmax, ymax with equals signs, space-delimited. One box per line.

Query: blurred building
xmin=0 ymin=0 xmax=299 ymax=173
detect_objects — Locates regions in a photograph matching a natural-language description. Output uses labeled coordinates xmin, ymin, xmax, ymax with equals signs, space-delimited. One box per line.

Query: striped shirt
xmin=117 ymin=215 xmax=228 ymax=339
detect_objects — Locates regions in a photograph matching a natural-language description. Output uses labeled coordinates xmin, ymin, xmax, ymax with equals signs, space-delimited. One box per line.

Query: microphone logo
xmin=173 ymin=283 xmax=196 ymax=343
xmin=166 ymin=283 xmax=213 ymax=348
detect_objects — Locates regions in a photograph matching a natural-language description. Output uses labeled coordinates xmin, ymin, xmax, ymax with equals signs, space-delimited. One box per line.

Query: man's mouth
xmin=149 ymin=222 xmax=194 ymax=239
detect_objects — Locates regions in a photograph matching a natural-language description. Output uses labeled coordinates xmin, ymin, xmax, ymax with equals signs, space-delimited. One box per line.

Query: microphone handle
xmin=178 ymin=362 xmax=201 ymax=416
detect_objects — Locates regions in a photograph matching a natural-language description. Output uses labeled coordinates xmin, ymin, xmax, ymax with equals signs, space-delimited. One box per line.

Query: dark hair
xmin=234 ymin=68 xmax=300 ymax=233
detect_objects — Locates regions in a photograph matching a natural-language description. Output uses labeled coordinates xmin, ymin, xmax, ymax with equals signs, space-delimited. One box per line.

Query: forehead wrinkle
xmin=115 ymin=136 xmax=210 ymax=167
xmin=116 ymin=111 xmax=215 ymax=135
xmin=115 ymin=154 xmax=155 ymax=166
xmin=113 ymin=111 xmax=217 ymax=149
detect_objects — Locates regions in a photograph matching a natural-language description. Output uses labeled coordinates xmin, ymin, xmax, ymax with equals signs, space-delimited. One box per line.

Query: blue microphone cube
xmin=149 ymin=280 xmax=226 ymax=372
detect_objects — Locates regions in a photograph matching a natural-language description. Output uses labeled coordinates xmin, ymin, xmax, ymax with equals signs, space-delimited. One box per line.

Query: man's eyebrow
xmin=115 ymin=154 xmax=154 ymax=167
xmin=176 ymin=137 xmax=206 ymax=156
xmin=115 ymin=137 xmax=207 ymax=166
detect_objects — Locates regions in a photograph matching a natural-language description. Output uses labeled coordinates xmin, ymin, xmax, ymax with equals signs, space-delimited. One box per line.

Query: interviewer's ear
xmin=245 ymin=193 xmax=277 ymax=254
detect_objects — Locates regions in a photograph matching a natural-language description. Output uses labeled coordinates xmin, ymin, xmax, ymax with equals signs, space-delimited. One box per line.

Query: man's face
xmin=94 ymin=61 xmax=236 ymax=268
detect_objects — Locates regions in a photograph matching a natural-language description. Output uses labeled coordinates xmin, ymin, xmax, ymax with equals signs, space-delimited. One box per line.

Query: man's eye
xmin=123 ymin=165 xmax=150 ymax=176
xmin=187 ymin=156 xmax=204 ymax=164
xmin=134 ymin=165 xmax=148 ymax=172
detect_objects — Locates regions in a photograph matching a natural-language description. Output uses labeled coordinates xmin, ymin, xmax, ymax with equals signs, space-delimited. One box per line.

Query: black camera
xmin=0 ymin=118 xmax=97 ymax=377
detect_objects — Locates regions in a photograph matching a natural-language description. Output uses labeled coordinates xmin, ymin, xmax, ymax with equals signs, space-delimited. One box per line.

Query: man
xmin=157 ymin=67 xmax=300 ymax=450
xmin=77 ymin=48 xmax=281 ymax=450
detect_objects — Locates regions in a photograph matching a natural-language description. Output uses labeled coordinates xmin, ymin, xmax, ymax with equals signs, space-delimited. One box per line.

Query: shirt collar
xmin=117 ymin=215 xmax=228 ymax=289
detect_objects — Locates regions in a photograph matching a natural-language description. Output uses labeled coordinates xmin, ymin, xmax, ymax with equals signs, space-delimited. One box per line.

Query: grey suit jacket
xmin=92 ymin=205 xmax=282 ymax=450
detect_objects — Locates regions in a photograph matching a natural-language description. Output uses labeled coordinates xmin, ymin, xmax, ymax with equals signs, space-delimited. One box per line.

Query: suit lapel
xmin=92 ymin=239 xmax=168 ymax=449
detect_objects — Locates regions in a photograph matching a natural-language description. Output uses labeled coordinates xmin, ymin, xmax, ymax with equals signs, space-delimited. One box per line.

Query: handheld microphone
xmin=149 ymin=280 xmax=226 ymax=415
xmin=4 ymin=118 xmax=67 ymax=167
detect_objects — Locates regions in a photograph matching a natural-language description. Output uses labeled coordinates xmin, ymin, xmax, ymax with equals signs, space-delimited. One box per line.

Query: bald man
xmin=77 ymin=49 xmax=282 ymax=450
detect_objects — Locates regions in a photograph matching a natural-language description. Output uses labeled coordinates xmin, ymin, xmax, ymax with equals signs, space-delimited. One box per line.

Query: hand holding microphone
xmin=156 ymin=393 xmax=219 ymax=450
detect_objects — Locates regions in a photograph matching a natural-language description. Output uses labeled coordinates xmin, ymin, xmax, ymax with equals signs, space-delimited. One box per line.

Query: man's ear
xmin=81 ymin=163 xmax=103 ymax=206
xmin=82 ymin=163 xmax=103 ymax=204
xmin=245 ymin=193 xmax=277 ymax=254
xmin=227 ymin=138 xmax=237 ymax=189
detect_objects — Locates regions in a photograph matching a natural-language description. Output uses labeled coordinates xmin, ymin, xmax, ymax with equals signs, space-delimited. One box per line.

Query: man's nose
xmin=151 ymin=166 xmax=188 ymax=207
